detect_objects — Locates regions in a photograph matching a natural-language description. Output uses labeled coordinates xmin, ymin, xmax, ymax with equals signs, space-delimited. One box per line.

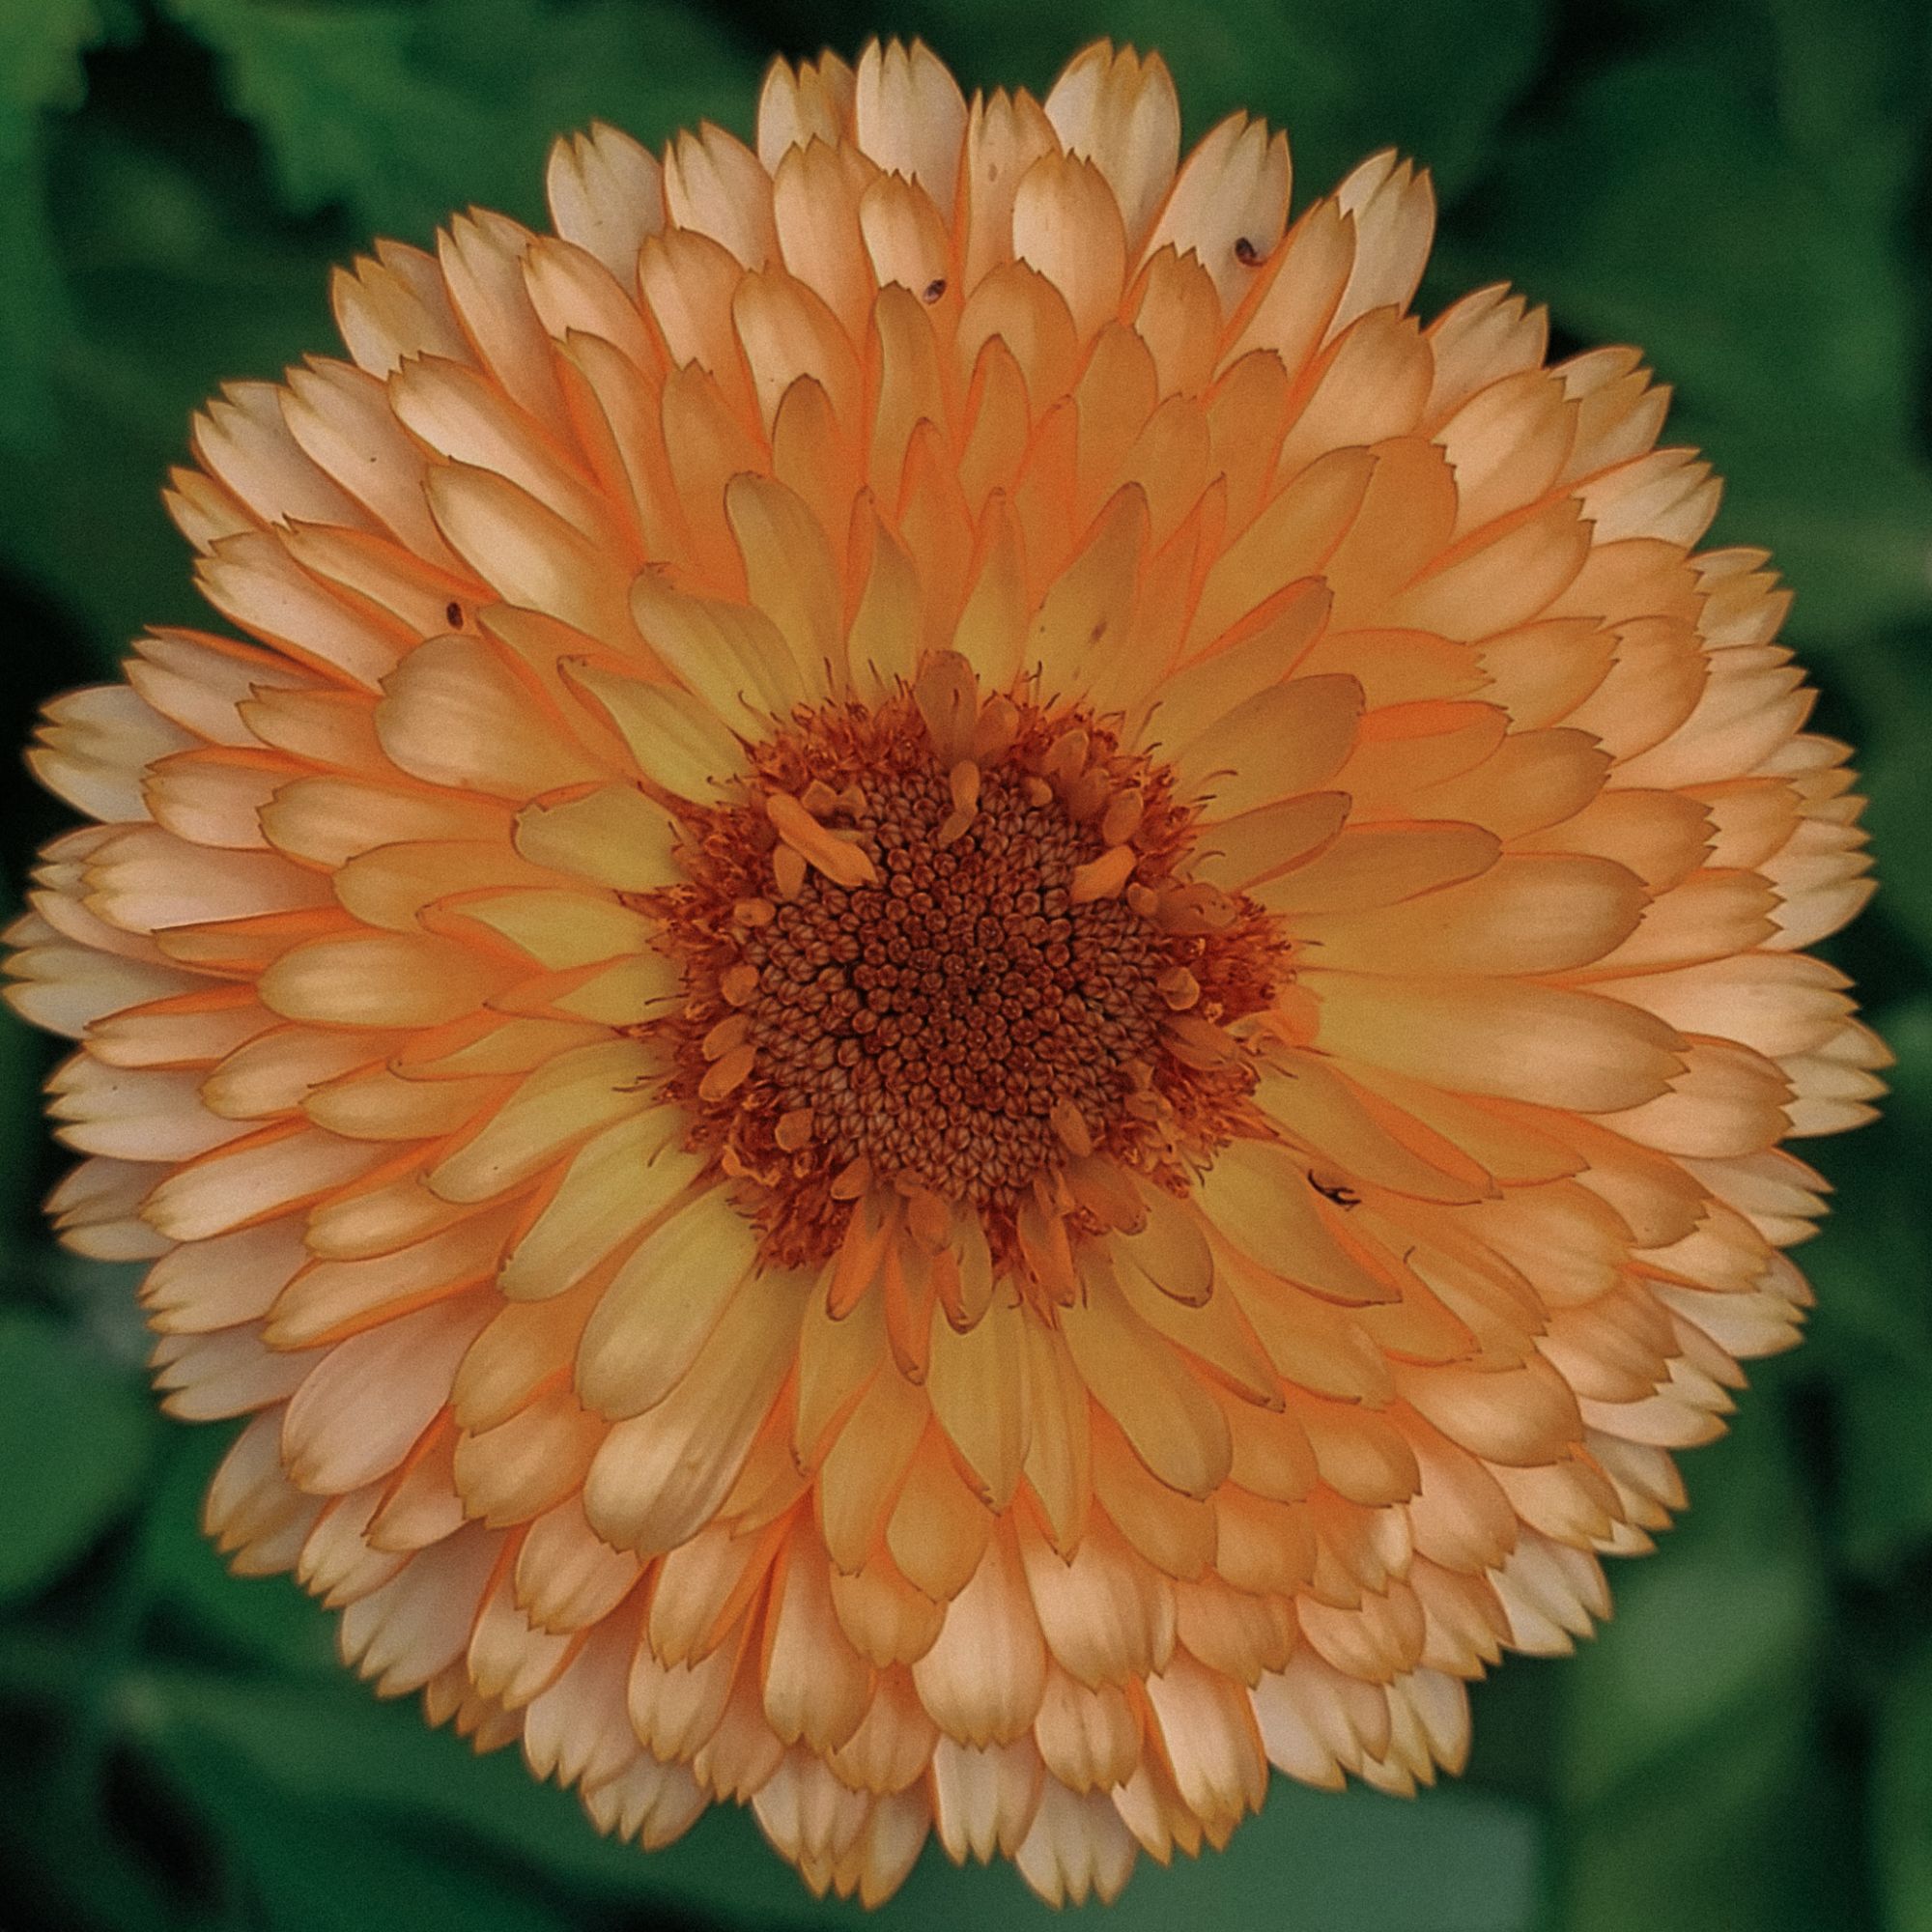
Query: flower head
xmin=6 ymin=37 xmax=1882 ymax=1906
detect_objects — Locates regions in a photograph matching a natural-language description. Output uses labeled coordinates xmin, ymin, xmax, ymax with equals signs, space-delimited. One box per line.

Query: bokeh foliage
xmin=0 ymin=1 xmax=1927 ymax=1926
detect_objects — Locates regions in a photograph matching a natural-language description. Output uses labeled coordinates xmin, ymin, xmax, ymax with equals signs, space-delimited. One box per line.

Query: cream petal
xmin=911 ymin=1526 xmax=1047 ymax=1746
xmin=438 ymin=210 xmax=572 ymax=439
xmin=426 ymin=464 xmax=639 ymax=656
xmin=521 ymin=1602 xmax=643 ymax=1788
xmin=631 ymin=571 xmax=818 ymax=728
xmin=664 ymin=121 xmax=778 ymax=270
xmin=1186 ymin=446 xmax=1373 ymax=652
xmin=1060 ymin=1252 xmax=1231 ymax=1495
xmin=1044 ymin=43 xmax=1180 ymax=255
xmin=329 ymin=239 xmax=471 ymax=381
xmin=855 ymin=39 xmax=968 ymax=223
xmin=962 ymin=88 xmax=1060 ymax=295
xmin=47 ymin=1058 xmax=246 ymax=1163
xmin=143 ymin=1125 xmax=384 ymax=1242
xmin=5 ymin=937 xmax=202 ymax=1039
xmin=1329 ymin=151 xmax=1435 ymax=335
xmin=1294 ymin=853 xmax=1649 ymax=977
xmin=1305 ymin=970 xmax=1684 ymax=1112
xmin=1142 ymin=112 xmax=1290 ymax=314
xmin=1011 ymin=153 xmax=1128 ymax=342
xmin=339 ymin=1521 xmax=499 ymax=1696
xmin=517 ymin=1493 xmax=644 ymax=1633
xmin=1172 ymin=673 xmax=1363 ymax=820
xmin=192 ymin=380 xmax=375 ymax=532
xmin=259 ymin=930 xmax=507 ymax=1029
xmin=1275 ymin=310 xmax=1434 ymax=484
xmin=756 ymin=51 xmax=857 ymax=170
xmin=926 ymin=1291 xmax=1030 ymax=1508
xmin=376 ymin=634 xmax=601 ymax=799
xmin=546 ymin=122 xmax=665 ymax=281
xmin=1144 ymin=1648 xmax=1267 ymax=1824
xmin=389 ymin=355 xmax=620 ymax=550
xmin=562 ymin=659 xmax=745 ymax=801
xmin=770 ymin=140 xmax=876 ymax=340
xmin=281 ymin=1293 xmax=491 ymax=1492
xmin=1014 ymin=1776 xmax=1138 ymax=1906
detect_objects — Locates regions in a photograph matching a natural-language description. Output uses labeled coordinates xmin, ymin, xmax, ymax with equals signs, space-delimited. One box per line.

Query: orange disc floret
xmin=6 ymin=35 xmax=1881 ymax=1909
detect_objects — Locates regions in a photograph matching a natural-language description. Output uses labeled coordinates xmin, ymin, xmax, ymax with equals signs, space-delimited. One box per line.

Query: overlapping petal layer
xmin=7 ymin=38 xmax=1880 ymax=1906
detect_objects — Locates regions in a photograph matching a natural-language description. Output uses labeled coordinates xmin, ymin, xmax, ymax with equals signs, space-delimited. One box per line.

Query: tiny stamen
xmin=1158 ymin=965 xmax=1202 ymax=1010
xmin=1101 ymin=787 xmax=1145 ymax=845
xmin=772 ymin=842 xmax=808 ymax=900
xmin=830 ymin=1155 xmax=873 ymax=1201
xmin=702 ymin=1012 xmax=749 ymax=1060
xmin=699 ymin=1041 xmax=756 ymax=1099
xmin=1051 ymin=1096 xmax=1094 ymax=1157
xmin=1068 ymin=844 xmax=1137 ymax=904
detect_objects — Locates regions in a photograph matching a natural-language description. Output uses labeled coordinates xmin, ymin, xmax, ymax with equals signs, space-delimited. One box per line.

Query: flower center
xmin=657 ymin=657 xmax=1277 ymax=1266
xmin=739 ymin=758 xmax=1169 ymax=1209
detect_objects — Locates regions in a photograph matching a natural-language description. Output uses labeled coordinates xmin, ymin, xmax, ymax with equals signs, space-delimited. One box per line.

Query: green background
xmin=0 ymin=0 xmax=1927 ymax=1926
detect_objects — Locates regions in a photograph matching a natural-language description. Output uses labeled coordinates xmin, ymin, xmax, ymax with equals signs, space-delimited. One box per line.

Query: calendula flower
xmin=6 ymin=35 xmax=1882 ymax=1907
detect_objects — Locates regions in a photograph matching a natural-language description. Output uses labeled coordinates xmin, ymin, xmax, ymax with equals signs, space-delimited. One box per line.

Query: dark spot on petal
xmin=445 ymin=602 xmax=464 ymax=628
xmin=923 ymin=278 xmax=947 ymax=303
xmin=1310 ymin=1172 xmax=1361 ymax=1208
xmin=1233 ymin=237 xmax=1262 ymax=267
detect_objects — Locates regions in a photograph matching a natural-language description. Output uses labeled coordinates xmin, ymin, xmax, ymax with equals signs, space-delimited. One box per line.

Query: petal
xmin=1011 ymin=153 xmax=1128 ymax=342
xmin=577 ymin=1188 xmax=760 ymax=1418
xmin=376 ymin=634 xmax=601 ymax=799
xmin=1044 ymin=43 xmax=1181 ymax=254
xmin=1293 ymin=854 xmax=1649 ymax=976
xmin=1304 ymin=971 xmax=1685 ymax=1113
xmin=1061 ymin=1253 xmax=1231 ymax=1496
xmin=855 ymin=39 xmax=968 ymax=222
xmin=546 ymin=121 xmax=665 ymax=281
xmin=582 ymin=1268 xmax=808 ymax=1555
xmin=1142 ymin=113 xmax=1291 ymax=313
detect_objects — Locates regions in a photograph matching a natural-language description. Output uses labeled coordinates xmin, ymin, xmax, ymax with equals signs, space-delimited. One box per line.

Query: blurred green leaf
xmin=0 ymin=1307 xmax=152 ymax=1601
xmin=1555 ymin=1396 xmax=1857 ymax=1929
xmin=165 ymin=0 xmax=762 ymax=242
xmin=0 ymin=0 xmax=104 ymax=445
xmin=0 ymin=5 xmax=1926 ymax=1930
xmin=1118 ymin=0 xmax=1548 ymax=199
xmin=0 ymin=109 xmax=338 ymax=656
xmin=143 ymin=1425 xmax=340 ymax=1674
xmin=1559 ymin=1396 xmax=1822 ymax=1795
xmin=136 ymin=1658 xmax=1543 ymax=1932
xmin=1847 ymin=638 xmax=1932 ymax=959
xmin=895 ymin=0 xmax=1547 ymax=199
xmin=1452 ymin=3 xmax=1932 ymax=645
xmin=1761 ymin=0 xmax=1930 ymax=211
xmin=1835 ymin=1360 xmax=1932 ymax=1576
xmin=162 ymin=1726 xmax=584 ymax=1932
xmin=1875 ymin=1641 xmax=1932 ymax=1931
